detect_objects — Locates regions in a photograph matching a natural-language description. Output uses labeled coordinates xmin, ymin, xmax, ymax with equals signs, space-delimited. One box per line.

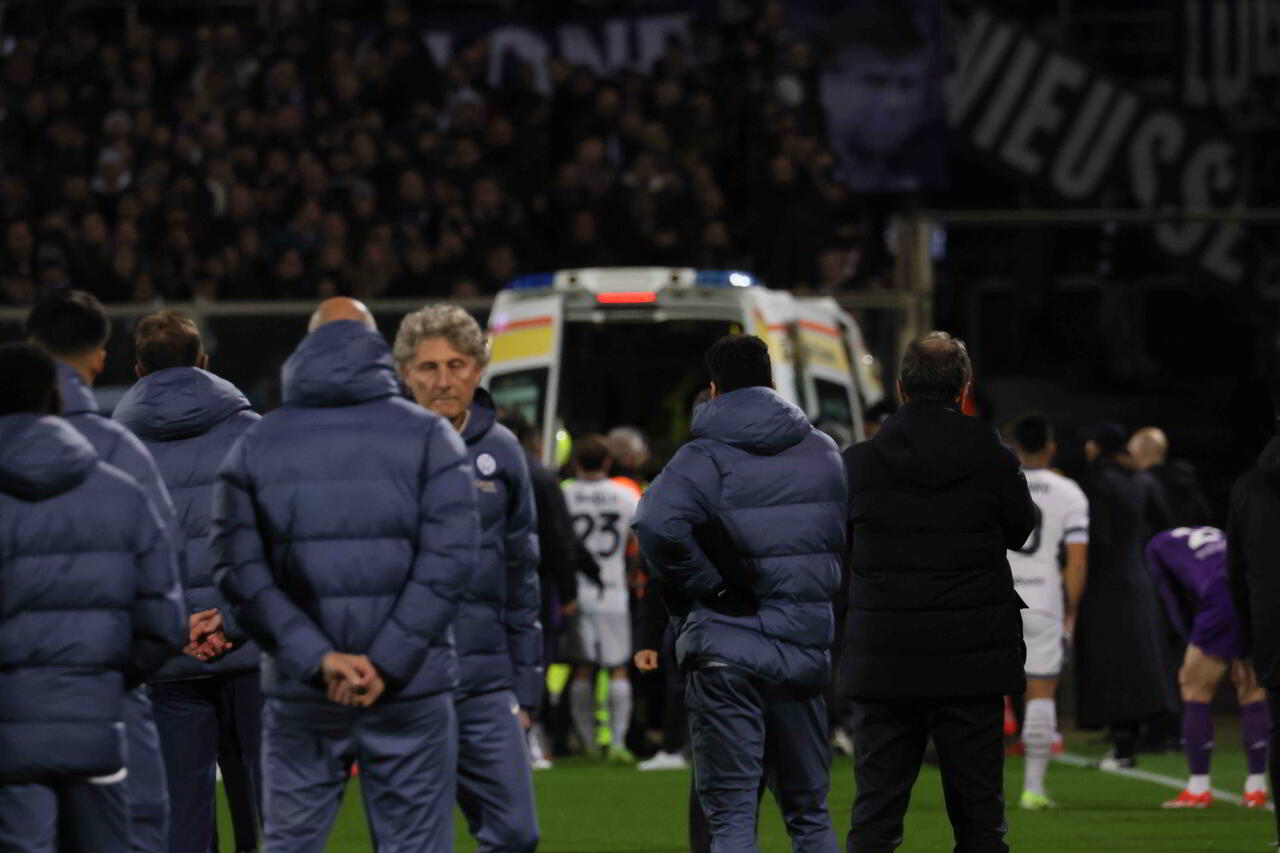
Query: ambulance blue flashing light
xmin=695 ymin=270 xmax=757 ymax=288
xmin=507 ymin=272 xmax=556 ymax=290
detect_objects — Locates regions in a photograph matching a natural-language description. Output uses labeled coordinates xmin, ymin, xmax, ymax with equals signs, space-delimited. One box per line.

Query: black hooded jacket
xmin=838 ymin=398 xmax=1037 ymax=699
xmin=1228 ymin=435 xmax=1280 ymax=687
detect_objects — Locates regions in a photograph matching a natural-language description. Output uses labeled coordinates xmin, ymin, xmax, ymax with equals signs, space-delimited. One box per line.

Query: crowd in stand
xmin=0 ymin=3 xmax=889 ymax=306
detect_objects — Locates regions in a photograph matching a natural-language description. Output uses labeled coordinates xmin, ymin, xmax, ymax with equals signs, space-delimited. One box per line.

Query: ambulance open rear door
xmin=484 ymin=291 xmax=564 ymax=466
xmin=794 ymin=298 xmax=866 ymax=443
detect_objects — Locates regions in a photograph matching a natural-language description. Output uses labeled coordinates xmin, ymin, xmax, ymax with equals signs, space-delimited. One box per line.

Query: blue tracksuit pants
xmin=455 ymin=689 xmax=539 ymax=853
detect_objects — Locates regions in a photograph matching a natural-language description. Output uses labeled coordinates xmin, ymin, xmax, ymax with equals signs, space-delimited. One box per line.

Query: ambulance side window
xmin=490 ymin=368 xmax=548 ymax=432
xmin=814 ymin=378 xmax=854 ymax=428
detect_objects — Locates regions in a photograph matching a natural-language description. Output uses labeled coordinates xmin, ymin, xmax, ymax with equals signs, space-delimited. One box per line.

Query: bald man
xmin=212 ymin=298 xmax=480 ymax=851
xmin=1129 ymin=426 xmax=1213 ymax=528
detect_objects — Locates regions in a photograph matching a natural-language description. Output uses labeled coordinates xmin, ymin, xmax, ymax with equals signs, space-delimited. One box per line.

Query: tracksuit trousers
xmin=455 ymin=689 xmax=540 ymax=852
xmin=686 ymin=665 xmax=837 ymax=853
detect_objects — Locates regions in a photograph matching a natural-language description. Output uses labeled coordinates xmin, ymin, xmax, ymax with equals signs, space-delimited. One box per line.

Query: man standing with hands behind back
xmin=840 ymin=332 xmax=1036 ymax=853
xmin=212 ymin=297 xmax=478 ymax=852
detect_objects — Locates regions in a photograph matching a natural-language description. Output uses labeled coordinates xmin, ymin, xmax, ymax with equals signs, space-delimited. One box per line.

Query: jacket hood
xmin=461 ymin=387 xmax=497 ymax=446
xmin=282 ymin=320 xmax=400 ymax=407
xmin=56 ymin=362 xmax=98 ymax=416
xmin=113 ymin=367 xmax=252 ymax=441
xmin=872 ymin=398 xmax=992 ymax=488
xmin=691 ymin=387 xmax=811 ymax=455
xmin=0 ymin=414 xmax=98 ymax=500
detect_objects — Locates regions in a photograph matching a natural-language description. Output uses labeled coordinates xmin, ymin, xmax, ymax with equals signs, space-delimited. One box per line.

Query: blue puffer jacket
xmin=455 ymin=388 xmax=542 ymax=708
xmin=57 ymin=363 xmax=178 ymax=532
xmin=212 ymin=320 xmax=478 ymax=702
xmin=633 ymin=387 xmax=847 ymax=688
xmin=0 ymin=414 xmax=186 ymax=783
xmin=114 ymin=367 xmax=261 ymax=680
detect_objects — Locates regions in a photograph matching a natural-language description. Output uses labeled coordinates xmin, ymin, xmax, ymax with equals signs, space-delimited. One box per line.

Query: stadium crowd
xmin=0 ymin=3 xmax=889 ymax=307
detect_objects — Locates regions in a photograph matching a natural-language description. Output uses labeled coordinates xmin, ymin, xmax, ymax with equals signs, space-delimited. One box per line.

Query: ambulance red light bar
xmin=596 ymin=291 xmax=657 ymax=304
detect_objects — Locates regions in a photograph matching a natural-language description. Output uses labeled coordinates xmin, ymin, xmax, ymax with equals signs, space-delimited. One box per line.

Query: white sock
xmin=1246 ymin=773 xmax=1267 ymax=794
xmin=1022 ymin=698 xmax=1056 ymax=796
xmin=608 ymin=678 xmax=633 ymax=748
xmin=1187 ymin=774 xmax=1210 ymax=795
xmin=528 ymin=723 xmax=548 ymax=763
xmin=569 ymin=679 xmax=596 ymax=753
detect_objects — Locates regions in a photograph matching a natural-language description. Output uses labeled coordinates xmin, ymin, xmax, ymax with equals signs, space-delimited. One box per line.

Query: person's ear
xmin=135 ymin=362 xmax=145 ymax=379
xmin=709 ymin=382 xmax=718 ymax=399
xmin=896 ymin=380 xmax=909 ymax=404
xmin=89 ymin=348 xmax=106 ymax=380
xmin=1048 ymin=439 xmax=1058 ymax=461
xmin=198 ymin=353 xmax=210 ymax=371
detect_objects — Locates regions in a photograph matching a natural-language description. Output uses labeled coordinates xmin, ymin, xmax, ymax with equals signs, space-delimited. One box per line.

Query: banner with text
xmin=950 ymin=8 xmax=1248 ymax=284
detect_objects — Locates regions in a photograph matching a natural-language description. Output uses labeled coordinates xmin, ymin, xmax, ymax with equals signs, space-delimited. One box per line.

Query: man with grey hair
xmin=212 ymin=296 xmax=478 ymax=850
xmin=395 ymin=303 xmax=542 ymax=852
xmin=839 ymin=331 xmax=1036 ymax=853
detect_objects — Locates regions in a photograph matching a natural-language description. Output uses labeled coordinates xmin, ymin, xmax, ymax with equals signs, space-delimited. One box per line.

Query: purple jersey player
xmin=1146 ymin=527 xmax=1269 ymax=808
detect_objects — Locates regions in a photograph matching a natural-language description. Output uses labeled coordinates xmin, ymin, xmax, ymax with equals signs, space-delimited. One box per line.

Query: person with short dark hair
xmin=634 ymin=333 xmax=847 ymax=851
xmin=113 ymin=310 xmax=265 ymax=853
xmin=1074 ymin=422 xmax=1179 ymax=769
xmin=840 ymin=331 xmax=1036 ymax=853
xmin=0 ymin=342 xmax=186 ymax=852
xmin=1005 ymin=412 xmax=1089 ymax=810
xmin=563 ymin=434 xmax=641 ymax=763
xmin=212 ymin=298 xmax=478 ymax=850
xmin=25 ymin=290 xmax=182 ymax=853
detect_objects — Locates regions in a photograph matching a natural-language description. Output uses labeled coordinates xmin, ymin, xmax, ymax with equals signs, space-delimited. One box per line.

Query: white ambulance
xmin=483 ymin=267 xmax=884 ymax=465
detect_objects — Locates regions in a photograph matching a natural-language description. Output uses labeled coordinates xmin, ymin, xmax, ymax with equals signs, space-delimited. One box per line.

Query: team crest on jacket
xmin=476 ymin=453 xmax=497 ymax=477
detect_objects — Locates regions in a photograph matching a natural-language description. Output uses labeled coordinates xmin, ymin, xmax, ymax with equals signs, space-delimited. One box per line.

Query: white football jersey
xmin=562 ymin=477 xmax=640 ymax=614
xmin=1007 ymin=468 xmax=1089 ymax=616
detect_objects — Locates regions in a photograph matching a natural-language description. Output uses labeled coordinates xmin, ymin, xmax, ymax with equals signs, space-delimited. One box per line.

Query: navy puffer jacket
xmin=0 ymin=415 xmax=185 ymax=783
xmin=212 ymin=320 xmax=478 ymax=702
xmin=633 ymin=387 xmax=847 ymax=688
xmin=114 ymin=367 xmax=261 ymax=680
xmin=455 ymin=389 xmax=542 ymax=708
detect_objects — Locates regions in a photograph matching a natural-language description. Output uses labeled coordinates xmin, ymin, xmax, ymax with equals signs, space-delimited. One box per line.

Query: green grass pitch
xmin=217 ymin=723 xmax=1275 ymax=851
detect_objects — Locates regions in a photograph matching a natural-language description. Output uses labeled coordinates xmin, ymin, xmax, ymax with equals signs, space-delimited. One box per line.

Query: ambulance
xmin=483 ymin=267 xmax=885 ymax=465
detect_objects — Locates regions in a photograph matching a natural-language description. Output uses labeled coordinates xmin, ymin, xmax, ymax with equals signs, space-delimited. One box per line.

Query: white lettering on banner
xmin=1182 ymin=0 xmax=1280 ymax=111
xmin=423 ymin=12 xmax=692 ymax=95
xmin=952 ymin=9 xmax=1248 ymax=284
xmin=999 ymin=53 xmax=1086 ymax=174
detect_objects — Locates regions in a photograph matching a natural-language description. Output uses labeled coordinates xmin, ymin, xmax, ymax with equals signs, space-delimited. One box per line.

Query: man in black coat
xmin=1227 ymin=416 xmax=1280 ymax=842
xmin=840 ymin=332 xmax=1036 ymax=853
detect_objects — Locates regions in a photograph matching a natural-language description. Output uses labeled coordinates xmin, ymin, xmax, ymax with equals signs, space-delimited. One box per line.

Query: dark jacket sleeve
xmin=632 ymin=443 xmax=725 ymax=599
xmin=994 ymin=445 xmax=1037 ymax=549
xmin=1145 ymin=540 xmax=1190 ymax=640
xmin=128 ymin=495 xmax=188 ymax=685
xmin=212 ymin=435 xmax=334 ymax=684
xmin=504 ymin=449 xmax=544 ymax=709
xmin=532 ymin=463 xmax=580 ymax=604
xmin=367 ymin=421 xmax=477 ymax=687
xmin=1226 ymin=477 xmax=1255 ymax=658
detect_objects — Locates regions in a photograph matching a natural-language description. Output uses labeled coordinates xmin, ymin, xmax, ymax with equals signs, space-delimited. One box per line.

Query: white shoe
xmin=531 ymin=757 xmax=554 ymax=771
xmin=832 ymin=726 xmax=854 ymax=756
xmin=637 ymin=751 xmax=689 ymax=771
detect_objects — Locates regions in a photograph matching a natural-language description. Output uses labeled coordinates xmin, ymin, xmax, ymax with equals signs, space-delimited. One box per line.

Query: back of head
xmin=25 ymin=290 xmax=110 ymax=358
xmin=574 ymin=434 xmax=612 ymax=474
xmin=1127 ymin=426 xmax=1168 ymax=471
xmin=705 ymin=334 xmax=772 ymax=394
xmin=0 ymin=342 xmax=59 ymax=416
xmin=308 ymin=296 xmax=376 ymax=332
xmin=135 ymin=310 xmax=203 ymax=374
xmin=1010 ymin=412 xmax=1052 ymax=455
xmin=898 ymin=331 xmax=971 ymax=402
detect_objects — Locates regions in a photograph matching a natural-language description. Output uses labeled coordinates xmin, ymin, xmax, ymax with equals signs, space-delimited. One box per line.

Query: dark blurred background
xmin=0 ymin=0 xmax=1275 ymax=519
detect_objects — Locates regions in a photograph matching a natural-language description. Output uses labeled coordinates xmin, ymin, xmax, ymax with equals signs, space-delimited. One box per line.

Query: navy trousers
xmin=262 ymin=693 xmax=456 ymax=853
xmin=847 ymin=695 xmax=1008 ymax=853
xmin=0 ymin=775 xmax=129 ymax=852
xmin=686 ymin=666 xmax=837 ymax=853
xmin=150 ymin=670 xmax=263 ymax=853
xmin=455 ymin=690 xmax=540 ymax=853
xmin=125 ymin=688 xmax=168 ymax=853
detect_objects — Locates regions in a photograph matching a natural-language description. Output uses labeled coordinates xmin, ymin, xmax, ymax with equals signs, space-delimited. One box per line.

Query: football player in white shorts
xmin=1007 ymin=414 xmax=1089 ymax=810
xmin=562 ymin=434 xmax=641 ymax=762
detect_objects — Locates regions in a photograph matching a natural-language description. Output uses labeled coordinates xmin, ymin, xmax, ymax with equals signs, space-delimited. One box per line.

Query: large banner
xmin=421 ymin=10 xmax=693 ymax=94
xmin=950 ymin=8 xmax=1248 ymax=284
xmin=788 ymin=0 xmax=948 ymax=192
xmin=1181 ymin=0 xmax=1280 ymax=120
